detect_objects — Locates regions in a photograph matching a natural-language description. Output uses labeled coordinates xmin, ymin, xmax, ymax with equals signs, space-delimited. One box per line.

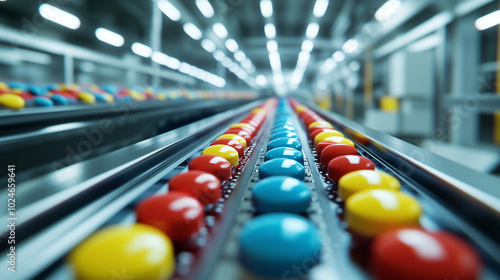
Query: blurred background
xmin=0 ymin=0 xmax=499 ymax=175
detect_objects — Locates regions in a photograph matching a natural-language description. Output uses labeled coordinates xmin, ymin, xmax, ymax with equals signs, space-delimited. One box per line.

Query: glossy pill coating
xmin=33 ymin=96 xmax=54 ymax=107
xmin=268 ymin=137 xmax=302 ymax=151
xmin=272 ymin=124 xmax=295 ymax=133
xmin=188 ymin=155 xmax=231 ymax=182
xmin=69 ymin=224 xmax=175 ymax=280
xmin=318 ymin=136 xmax=355 ymax=148
xmin=338 ymin=170 xmax=401 ymax=200
xmin=51 ymin=94 xmax=69 ymax=105
xmin=371 ymin=228 xmax=482 ymax=280
xmin=239 ymin=213 xmax=321 ymax=278
xmin=78 ymin=92 xmax=96 ymax=104
xmin=320 ymin=144 xmax=358 ymax=165
xmin=310 ymin=128 xmax=337 ymax=140
xmin=317 ymin=141 xmax=344 ymax=156
xmin=308 ymin=121 xmax=333 ymax=130
xmin=216 ymin=134 xmax=247 ymax=149
xmin=168 ymin=171 xmax=221 ymax=206
xmin=265 ymin=147 xmax=304 ymax=164
xmin=229 ymin=125 xmax=255 ymax=136
xmin=211 ymin=138 xmax=245 ymax=158
xmin=202 ymin=145 xmax=239 ymax=166
xmin=135 ymin=191 xmax=205 ymax=243
xmin=0 ymin=93 xmax=25 ymax=109
xmin=252 ymin=177 xmax=311 ymax=214
xmin=270 ymin=131 xmax=299 ymax=140
xmin=327 ymin=155 xmax=375 ymax=181
xmin=224 ymin=129 xmax=253 ymax=143
xmin=313 ymin=131 xmax=345 ymax=147
xmin=259 ymin=158 xmax=305 ymax=180
xmin=345 ymin=190 xmax=421 ymax=236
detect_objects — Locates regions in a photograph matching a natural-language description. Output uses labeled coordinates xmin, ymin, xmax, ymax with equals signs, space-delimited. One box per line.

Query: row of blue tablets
xmin=238 ymin=100 xmax=322 ymax=279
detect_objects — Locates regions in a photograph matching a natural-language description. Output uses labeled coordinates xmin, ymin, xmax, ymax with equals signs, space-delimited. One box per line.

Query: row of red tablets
xmin=289 ymin=99 xmax=483 ymax=280
xmin=68 ymin=99 xmax=277 ymax=280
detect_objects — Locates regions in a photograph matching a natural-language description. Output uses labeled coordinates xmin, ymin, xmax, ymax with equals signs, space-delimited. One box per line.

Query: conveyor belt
xmin=1 ymin=98 xmax=499 ymax=280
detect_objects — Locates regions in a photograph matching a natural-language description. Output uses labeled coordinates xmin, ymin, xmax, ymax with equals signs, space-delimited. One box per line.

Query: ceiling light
xmin=298 ymin=51 xmax=310 ymax=63
xmin=213 ymin=50 xmax=226 ymax=61
xmin=342 ymin=39 xmax=359 ymax=53
xmin=164 ymin=56 xmax=180 ymax=69
xmin=95 ymin=28 xmax=124 ymax=47
xmin=264 ymin=23 xmax=276 ymax=39
xmin=474 ymin=10 xmax=500 ymax=30
xmin=332 ymin=51 xmax=345 ymax=62
xmin=131 ymin=42 xmax=152 ymax=57
xmin=212 ymin=23 xmax=228 ymax=39
xmin=179 ymin=62 xmax=192 ymax=74
xmin=201 ymin=39 xmax=216 ymax=52
xmin=234 ymin=50 xmax=246 ymax=62
xmin=267 ymin=40 xmax=278 ymax=52
xmin=225 ymin=39 xmax=239 ymax=52
xmin=313 ymin=0 xmax=329 ymax=18
xmin=39 ymin=4 xmax=81 ymax=30
xmin=151 ymin=51 xmax=168 ymax=64
xmin=157 ymin=0 xmax=181 ymax=21
xmin=273 ymin=72 xmax=283 ymax=84
xmin=260 ymin=0 xmax=273 ymax=18
xmin=375 ymin=0 xmax=401 ymax=22
xmin=256 ymin=74 xmax=267 ymax=86
xmin=305 ymin=23 xmax=319 ymax=39
xmin=222 ymin=57 xmax=233 ymax=67
xmin=196 ymin=0 xmax=215 ymax=18
xmin=183 ymin=23 xmax=202 ymax=40
xmin=269 ymin=52 xmax=281 ymax=71
xmin=349 ymin=61 xmax=361 ymax=72
xmin=301 ymin=40 xmax=314 ymax=52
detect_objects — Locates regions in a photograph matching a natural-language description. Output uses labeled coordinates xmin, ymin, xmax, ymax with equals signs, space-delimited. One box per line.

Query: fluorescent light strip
xmin=375 ymin=0 xmax=401 ymax=22
xmin=475 ymin=10 xmax=500 ymax=30
xmin=212 ymin=23 xmax=228 ymax=39
xmin=225 ymin=39 xmax=239 ymax=52
xmin=301 ymin=40 xmax=314 ymax=52
xmin=183 ymin=23 xmax=203 ymax=40
xmin=234 ymin=50 xmax=246 ymax=62
xmin=264 ymin=23 xmax=276 ymax=39
xmin=196 ymin=0 xmax=215 ymax=18
xmin=313 ymin=0 xmax=329 ymax=18
xmin=39 ymin=4 xmax=81 ymax=30
xmin=153 ymin=51 xmax=225 ymax=87
xmin=269 ymin=52 xmax=281 ymax=71
xmin=95 ymin=28 xmax=124 ymax=47
xmin=260 ymin=0 xmax=273 ymax=18
xmin=213 ymin=50 xmax=226 ymax=61
xmin=157 ymin=0 xmax=181 ymax=21
xmin=305 ymin=22 xmax=319 ymax=39
xmin=267 ymin=40 xmax=278 ymax=52
xmin=342 ymin=39 xmax=359 ymax=53
xmin=131 ymin=42 xmax=152 ymax=57
xmin=201 ymin=39 xmax=217 ymax=52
